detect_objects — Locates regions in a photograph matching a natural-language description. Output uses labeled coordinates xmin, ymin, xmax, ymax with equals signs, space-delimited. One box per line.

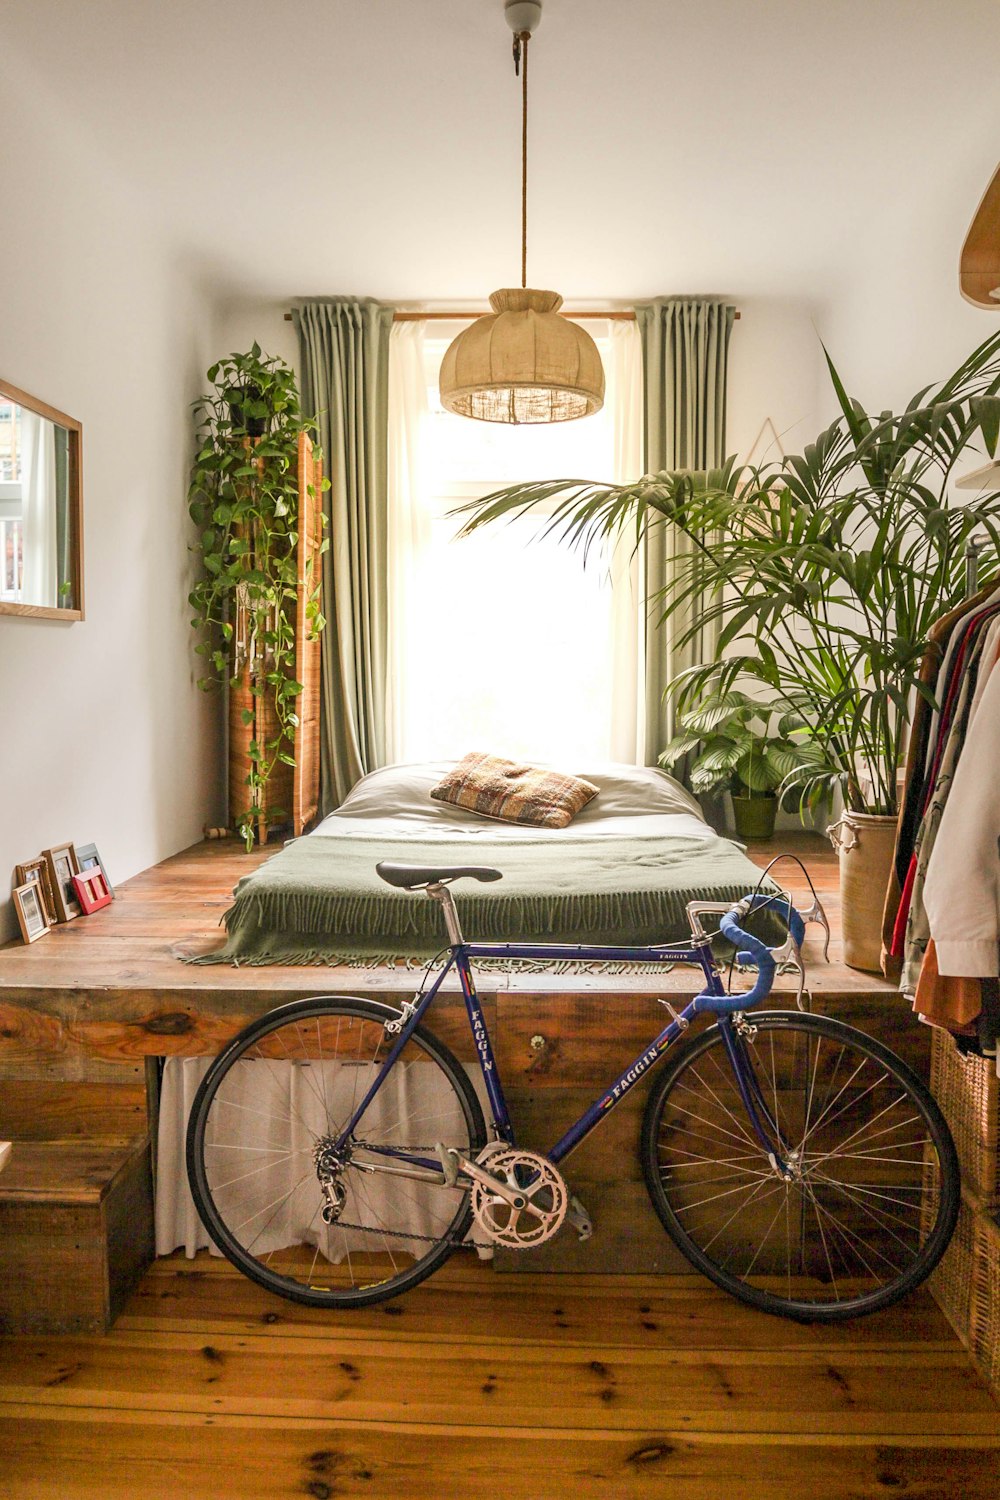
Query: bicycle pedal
xmin=566 ymin=1194 xmax=593 ymax=1242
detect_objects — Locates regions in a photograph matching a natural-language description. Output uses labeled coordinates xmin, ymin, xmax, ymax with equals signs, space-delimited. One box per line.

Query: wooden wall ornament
xmin=960 ymin=162 xmax=1000 ymax=308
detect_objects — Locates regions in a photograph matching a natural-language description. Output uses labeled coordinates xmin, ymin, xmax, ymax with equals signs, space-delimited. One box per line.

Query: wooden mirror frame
xmin=0 ymin=378 xmax=84 ymax=621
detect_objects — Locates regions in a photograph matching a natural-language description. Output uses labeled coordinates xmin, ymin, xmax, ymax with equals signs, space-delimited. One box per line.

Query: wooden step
xmin=0 ymin=1138 xmax=154 ymax=1334
xmin=0 ymin=1077 xmax=147 ymax=1143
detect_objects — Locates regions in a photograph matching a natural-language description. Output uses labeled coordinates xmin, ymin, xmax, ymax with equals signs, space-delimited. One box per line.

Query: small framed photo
xmin=13 ymin=882 xmax=50 ymax=944
xmin=43 ymin=844 xmax=82 ymax=923
xmin=74 ymin=842 xmax=114 ymax=898
xmin=72 ymin=867 xmax=113 ymax=915
xmin=14 ymin=858 xmax=57 ymax=926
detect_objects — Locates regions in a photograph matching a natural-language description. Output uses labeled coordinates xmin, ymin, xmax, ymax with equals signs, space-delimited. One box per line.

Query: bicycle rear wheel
xmin=641 ymin=1011 xmax=959 ymax=1321
xmin=187 ymin=997 xmax=487 ymax=1307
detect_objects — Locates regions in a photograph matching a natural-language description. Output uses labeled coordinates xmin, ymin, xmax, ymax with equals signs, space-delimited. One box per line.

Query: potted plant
xmin=660 ymin=685 xmax=831 ymax=840
xmin=456 ymin=333 xmax=1000 ymax=967
xmin=188 ymin=344 xmax=329 ymax=848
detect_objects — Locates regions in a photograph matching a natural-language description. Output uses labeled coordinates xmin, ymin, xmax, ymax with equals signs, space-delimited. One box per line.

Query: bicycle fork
xmin=718 ymin=1013 xmax=797 ymax=1181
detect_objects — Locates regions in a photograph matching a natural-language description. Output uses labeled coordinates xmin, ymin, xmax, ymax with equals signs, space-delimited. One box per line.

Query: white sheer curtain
xmin=607 ymin=319 xmax=645 ymax=761
xmin=20 ymin=408 xmax=57 ymax=607
xmin=385 ymin=318 xmax=646 ymax=766
xmin=385 ymin=321 xmax=429 ymax=763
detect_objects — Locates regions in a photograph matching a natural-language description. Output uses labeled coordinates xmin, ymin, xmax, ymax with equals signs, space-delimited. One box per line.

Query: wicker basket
xmin=930 ymin=1030 xmax=1000 ymax=1206
xmin=969 ymin=1209 xmax=1000 ymax=1399
xmin=926 ymin=1187 xmax=976 ymax=1346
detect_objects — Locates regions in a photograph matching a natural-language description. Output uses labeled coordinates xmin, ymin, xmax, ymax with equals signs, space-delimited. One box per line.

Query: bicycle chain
xmin=322 ymin=1143 xmax=472 ymax=1247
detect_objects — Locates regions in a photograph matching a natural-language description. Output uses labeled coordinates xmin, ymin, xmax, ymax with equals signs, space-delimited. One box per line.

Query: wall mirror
xmin=0 ymin=379 xmax=83 ymax=620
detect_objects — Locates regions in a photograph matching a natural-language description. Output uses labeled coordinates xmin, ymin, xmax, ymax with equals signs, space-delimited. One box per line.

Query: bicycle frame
xmin=333 ymin=905 xmax=787 ymax=1176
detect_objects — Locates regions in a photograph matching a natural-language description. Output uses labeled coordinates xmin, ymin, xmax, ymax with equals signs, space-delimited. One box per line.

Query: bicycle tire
xmin=640 ymin=1010 xmax=959 ymax=1321
xmin=187 ymin=996 xmax=487 ymax=1308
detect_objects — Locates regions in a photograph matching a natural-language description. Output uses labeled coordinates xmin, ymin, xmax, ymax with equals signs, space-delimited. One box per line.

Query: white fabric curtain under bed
xmin=155 ymin=1055 xmax=490 ymax=1260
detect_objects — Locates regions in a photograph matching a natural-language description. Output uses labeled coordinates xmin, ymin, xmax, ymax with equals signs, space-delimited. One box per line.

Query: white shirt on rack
xmin=924 ymin=652 xmax=1000 ymax=977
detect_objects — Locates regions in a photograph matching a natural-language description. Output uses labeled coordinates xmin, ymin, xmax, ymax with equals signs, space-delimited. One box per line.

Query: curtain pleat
xmin=634 ymin=298 xmax=735 ymax=762
xmin=294 ymin=298 xmax=394 ymax=811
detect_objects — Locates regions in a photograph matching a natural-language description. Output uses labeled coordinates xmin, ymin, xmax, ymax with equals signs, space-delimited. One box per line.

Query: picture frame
xmin=74 ymin=842 xmax=114 ymax=898
xmin=13 ymin=881 xmax=50 ymax=944
xmin=43 ymin=843 xmax=82 ymax=923
xmin=14 ymin=858 xmax=57 ymax=926
xmin=72 ymin=867 xmax=113 ymax=916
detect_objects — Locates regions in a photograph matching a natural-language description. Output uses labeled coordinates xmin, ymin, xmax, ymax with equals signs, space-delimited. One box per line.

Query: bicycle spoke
xmin=645 ymin=1014 xmax=957 ymax=1318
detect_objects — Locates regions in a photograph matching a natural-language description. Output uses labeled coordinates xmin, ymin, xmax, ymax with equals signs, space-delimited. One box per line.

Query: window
xmin=0 ymin=400 xmax=24 ymax=602
xmin=391 ymin=333 xmax=625 ymax=765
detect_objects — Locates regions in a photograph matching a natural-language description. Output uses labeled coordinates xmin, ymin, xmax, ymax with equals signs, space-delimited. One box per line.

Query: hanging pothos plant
xmin=188 ymin=345 xmax=329 ymax=848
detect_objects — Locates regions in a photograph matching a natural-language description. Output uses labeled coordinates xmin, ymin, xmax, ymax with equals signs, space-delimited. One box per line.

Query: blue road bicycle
xmin=187 ymin=860 xmax=959 ymax=1321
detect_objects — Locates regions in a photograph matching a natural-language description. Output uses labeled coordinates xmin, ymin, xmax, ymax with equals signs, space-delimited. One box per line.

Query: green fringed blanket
xmin=192 ymin=828 xmax=779 ymax=968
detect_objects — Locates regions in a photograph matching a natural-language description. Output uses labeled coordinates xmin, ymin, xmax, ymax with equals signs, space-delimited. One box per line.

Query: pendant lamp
xmin=439 ymin=0 xmax=605 ymax=424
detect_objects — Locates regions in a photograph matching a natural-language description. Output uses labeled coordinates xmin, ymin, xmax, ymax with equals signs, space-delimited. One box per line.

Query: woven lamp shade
xmin=439 ymin=288 xmax=605 ymax=424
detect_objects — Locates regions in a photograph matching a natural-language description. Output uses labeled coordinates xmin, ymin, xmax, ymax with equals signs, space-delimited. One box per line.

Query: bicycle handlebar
xmin=693 ymin=893 xmax=808 ymax=1016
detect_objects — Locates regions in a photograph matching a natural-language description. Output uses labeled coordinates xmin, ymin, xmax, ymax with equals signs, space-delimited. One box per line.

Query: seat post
xmin=426 ymin=883 xmax=465 ymax=945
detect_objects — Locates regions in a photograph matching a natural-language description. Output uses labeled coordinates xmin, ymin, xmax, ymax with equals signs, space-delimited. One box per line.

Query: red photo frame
xmin=71 ymin=868 xmax=113 ymax=915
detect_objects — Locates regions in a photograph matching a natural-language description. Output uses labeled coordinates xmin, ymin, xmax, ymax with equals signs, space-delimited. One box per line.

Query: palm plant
xmin=456 ymin=333 xmax=1000 ymax=818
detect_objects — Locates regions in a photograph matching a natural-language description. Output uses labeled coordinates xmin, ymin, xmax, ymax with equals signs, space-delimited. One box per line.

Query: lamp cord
xmin=521 ymin=30 xmax=529 ymax=288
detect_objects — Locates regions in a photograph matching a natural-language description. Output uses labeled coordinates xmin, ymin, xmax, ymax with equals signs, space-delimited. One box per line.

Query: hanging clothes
xmin=889 ymin=585 xmax=1000 ymax=978
xmin=881 ymin=578 xmax=1000 ymax=978
xmin=887 ymin=574 xmax=1000 ymax=1049
xmin=923 ymin=652 xmax=1000 ymax=981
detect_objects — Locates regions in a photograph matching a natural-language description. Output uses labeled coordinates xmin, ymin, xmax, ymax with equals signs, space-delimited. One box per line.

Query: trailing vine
xmin=188 ymin=345 xmax=329 ymax=848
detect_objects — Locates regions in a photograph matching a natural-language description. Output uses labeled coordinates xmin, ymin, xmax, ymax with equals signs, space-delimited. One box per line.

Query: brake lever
xmin=768 ymin=930 xmax=807 ymax=1011
xmin=801 ymin=894 xmax=831 ymax=963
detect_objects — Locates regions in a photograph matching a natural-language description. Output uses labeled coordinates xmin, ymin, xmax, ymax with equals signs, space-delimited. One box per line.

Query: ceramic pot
xmin=732 ymin=791 xmax=777 ymax=841
xmin=827 ymin=811 xmax=897 ymax=972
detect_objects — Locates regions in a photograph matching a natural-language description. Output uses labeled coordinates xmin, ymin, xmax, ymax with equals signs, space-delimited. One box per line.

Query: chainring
xmin=470 ymin=1148 xmax=568 ymax=1249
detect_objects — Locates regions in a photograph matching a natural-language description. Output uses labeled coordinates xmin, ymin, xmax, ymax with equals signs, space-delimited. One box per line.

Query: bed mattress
xmin=194 ymin=761 xmax=779 ymax=967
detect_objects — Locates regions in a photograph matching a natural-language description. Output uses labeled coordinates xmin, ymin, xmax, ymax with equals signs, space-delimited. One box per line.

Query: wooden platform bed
xmin=0 ymin=829 xmax=922 ymax=1322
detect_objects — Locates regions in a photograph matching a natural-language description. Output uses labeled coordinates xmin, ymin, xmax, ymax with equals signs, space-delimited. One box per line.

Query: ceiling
xmin=5 ymin=0 xmax=1000 ymax=306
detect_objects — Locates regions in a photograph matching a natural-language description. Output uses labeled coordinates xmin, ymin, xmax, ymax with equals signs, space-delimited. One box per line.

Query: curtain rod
xmin=283 ymin=308 xmax=741 ymax=323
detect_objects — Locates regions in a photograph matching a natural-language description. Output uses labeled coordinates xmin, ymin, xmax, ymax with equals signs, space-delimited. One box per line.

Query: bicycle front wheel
xmin=641 ymin=1011 xmax=959 ymax=1321
xmin=187 ymin=997 xmax=487 ymax=1307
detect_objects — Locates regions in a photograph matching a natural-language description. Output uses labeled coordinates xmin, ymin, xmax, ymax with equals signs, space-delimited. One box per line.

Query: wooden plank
xmin=2 ymin=1415 xmax=999 ymax=1500
xmin=0 ymin=1142 xmax=144 ymax=1203
xmin=0 ymin=1079 xmax=147 ymax=1141
xmin=1 ymin=1329 xmax=994 ymax=1429
xmin=121 ymin=1257 xmax=962 ymax=1353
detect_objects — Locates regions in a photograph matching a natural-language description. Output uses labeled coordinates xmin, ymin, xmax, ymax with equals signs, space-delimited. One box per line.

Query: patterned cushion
xmin=430 ymin=753 xmax=599 ymax=829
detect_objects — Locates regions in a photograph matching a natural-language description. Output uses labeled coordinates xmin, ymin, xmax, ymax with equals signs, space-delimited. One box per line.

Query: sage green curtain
xmin=294 ymin=298 xmax=394 ymax=812
xmin=634 ymin=297 xmax=736 ymax=763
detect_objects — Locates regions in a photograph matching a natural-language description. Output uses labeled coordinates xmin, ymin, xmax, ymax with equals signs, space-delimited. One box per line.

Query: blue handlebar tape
xmin=693 ymin=910 xmax=777 ymax=1014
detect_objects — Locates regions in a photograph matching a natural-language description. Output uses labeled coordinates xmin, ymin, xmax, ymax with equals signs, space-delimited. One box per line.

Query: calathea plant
xmin=188 ymin=345 xmax=328 ymax=848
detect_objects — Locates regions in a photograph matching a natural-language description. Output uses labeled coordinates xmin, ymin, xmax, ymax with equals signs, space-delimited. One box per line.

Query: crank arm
xmin=437 ymin=1145 xmax=528 ymax=1211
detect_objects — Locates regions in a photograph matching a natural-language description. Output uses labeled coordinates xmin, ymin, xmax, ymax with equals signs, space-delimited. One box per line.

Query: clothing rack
xmin=965 ymin=533 xmax=986 ymax=598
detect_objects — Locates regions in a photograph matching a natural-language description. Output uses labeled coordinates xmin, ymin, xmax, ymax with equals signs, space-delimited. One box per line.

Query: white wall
xmin=0 ymin=56 xmax=224 ymax=941
xmin=817 ymin=145 xmax=1000 ymax=424
xmin=727 ymin=296 xmax=828 ymax=464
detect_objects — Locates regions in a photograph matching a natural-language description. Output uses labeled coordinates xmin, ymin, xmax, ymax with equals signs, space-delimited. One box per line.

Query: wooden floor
xmin=1 ymin=1256 xmax=997 ymax=1498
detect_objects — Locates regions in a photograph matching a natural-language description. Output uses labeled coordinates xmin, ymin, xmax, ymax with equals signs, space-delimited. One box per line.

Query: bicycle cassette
xmin=470 ymin=1148 xmax=568 ymax=1249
